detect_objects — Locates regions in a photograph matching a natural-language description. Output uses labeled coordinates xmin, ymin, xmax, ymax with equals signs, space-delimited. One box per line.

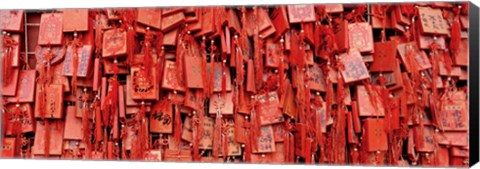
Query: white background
xmin=0 ymin=0 xmax=478 ymax=169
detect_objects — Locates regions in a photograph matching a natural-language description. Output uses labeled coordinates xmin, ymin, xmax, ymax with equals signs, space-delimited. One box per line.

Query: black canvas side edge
xmin=469 ymin=1 xmax=479 ymax=167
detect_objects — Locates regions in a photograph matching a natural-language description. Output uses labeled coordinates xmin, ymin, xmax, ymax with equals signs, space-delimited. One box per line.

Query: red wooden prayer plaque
xmin=413 ymin=126 xmax=434 ymax=153
xmin=62 ymin=9 xmax=89 ymax=32
xmin=265 ymin=39 xmax=283 ymax=68
xmin=164 ymin=150 xmax=193 ymax=162
xmin=207 ymin=63 xmax=232 ymax=92
xmin=51 ymin=62 xmax=70 ymax=93
xmin=417 ymin=7 xmax=450 ymax=35
xmin=102 ymin=28 xmax=127 ymax=58
xmin=356 ymin=85 xmax=385 ymax=117
xmin=439 ymin=100 xmax=468 ymax=131
xmin=130 ymin=65 xmax=159 ymax=100
xmin=184 ymin=56 xmax=204 ymax=89
xmin=7 ymin=70 xmax=36 ymax=103
xmin=255 ymin=92 xmax=285 ymax=125
xmin=209 ymin=92 xmax=234 ymax=115
xmin=257 ymin=8 xmax=273 ymax=33
xmin=0 ymin=10 xmax=24 ymax=32
xmin=313 ymin=101 xmax=333 ymax=133
xmin=64 ymin=106 xmax=83 ymax=140
xmin=32 ymin=121 xmax=65 ymax=155
xmin=287 ymin=5 xmax=316 ymax=23
xmin=137 ymin=8 xmax=162 ymax=30
xmin=370 ymin=41 xmax=398 ymax=72
xmin=254 ymin=125 xmax=276 ymax=153
xmin=162 ymin=60 xmax=186 ymax=92
xmin=416 ymin=31 xmax=446 ymax=50
xmin=143 ymin=150 xmax=162 ymax=161
xmin=339 ymin=50 xmax=370 ymax=83
xmin=5 ymin=103 xmax=34 ymax=135
xmin=272 ymin=123 xmax=285 ymax=142
xmin=282 ymin=82 xmax=297 ymax=119
xmin=2 ymin=138 xmax=17 ymax=158
xmin=218 ymin=121 xmax=242 ymax=156
xmin=308 ymin=64 xmax=327 ymax=92
xmin=270 ymin=6 xmax=290 ymax=40
xmin=348 ymin=22 xmax=374 ymax=53
xmin=2 ymin=68 xmax=19 ymax=96
xmin=38 ymin=13 xmax=63 ymax=45
xmin=363 ymin=118 xmax=388 ymax=152
xmin=335 ymin=20 xmax=350 ymax=52
xmin=150 ymin=101 xmax=173 ymax=134
xmin=199 ymin=117 xmax=214 ymax=150
xmin=34 ymin=84 xmax=64 ymax=119
xmin=35 ymin=46 xmax=66 ymax=67
xmin=453 ymin=39 xmax=468 ymax=66
xmin=62 ymin=45 xmax=93 ymax=78
xmin=324 ymin=4 xmax=344 ymax=13
xmin=161 ymin=12 xmax=185 ymax=32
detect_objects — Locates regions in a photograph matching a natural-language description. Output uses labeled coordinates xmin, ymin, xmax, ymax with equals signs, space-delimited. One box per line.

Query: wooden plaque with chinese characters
xmin=162 ymin=60 xmax=186 ymax=92
xmin=62 ymin=9 xmax=89 ymax=32
xmin=35 ymin=46 xmax=66 ymax=67
xmin=308 ymin=64 xmax=327 ymax=92
xmin=217 ymin=122 xmax=242 ymax=156
xmin=184 ymin=56 xmax=204 ymax=89
xmin=417 ymin=7 xmax=449 ymax=35
xmin=51 ymin=62 xmax=71 ymax=93
xmin=102 ymin=29 xmax=127 ymax=58
xmin=265 ymin=39 xmax=283 ymax=68
xmin=348 ymin=22 xmax=374 ymax=53
xmin=287 ymin=5 xmax=316 ymax=23
xmin=137 ymin=8 xmax=162 ymax=30
xmin=254 ymin=125 xmax=276 ymax=153
xmin=150 ymin=101 xmax=173 ymax=134
xmin=209 ymin=93 xmax=234 ymax=115
xmin=439 ymin=100 xmax=468 ymax=131
xmin=414 ymin=126 xmax=435 ymax=153
xmin=62 ymin=45 xmax=93 ymax=78
xmin=356 ymin=85 xmax=385 ymax=117
xmin=130 ymin=65 xmax=159 ymax=100
xmin=363 ymin=118 xmax=388 ymax=152
xmin=2 ymin=138 xmax=17 ymax=158
xmin=5 ymin=103 xmax=34 ymax=135
xmin=199 ymin=117 xmax=214 ymax=150
xmin=416 ymin=31 xmax=446 ymax=50
xmin=370 ymin=41 xmax=397 ymax=72
xmin=339 ymin=50 xmax=370 ymax=83
xmin=255 ymin=92 xmax=285 ymax=125
xmin=207 ymin=63 xmax=232 ymax=92
xmin=313 ymin=102 xmax=333 ymax=133
xmin=38 ymin=13 xmax=63 ymax=45
xmin=7 ymin=70 xmax=36 ymax=103
xmin=32 ymin=121 xmax=65 ymax=155
xmin=0 ymin=10 xmax=24 ymax=32
xmin=34 ymin=84 xmax=64 ymax=119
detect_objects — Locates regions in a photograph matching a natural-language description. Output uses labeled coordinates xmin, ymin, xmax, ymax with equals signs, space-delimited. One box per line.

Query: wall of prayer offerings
xmin=0 ymin=2 xmax=471 ymax=167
